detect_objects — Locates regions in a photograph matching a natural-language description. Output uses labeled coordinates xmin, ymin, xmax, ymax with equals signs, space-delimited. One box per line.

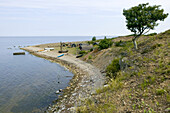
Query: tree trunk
xmin=132 ymin=38 xmax=138 ymax=50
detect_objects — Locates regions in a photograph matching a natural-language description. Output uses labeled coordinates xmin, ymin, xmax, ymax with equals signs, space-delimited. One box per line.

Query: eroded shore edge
xmin=22 ymin=46 xmax=105 ymax=112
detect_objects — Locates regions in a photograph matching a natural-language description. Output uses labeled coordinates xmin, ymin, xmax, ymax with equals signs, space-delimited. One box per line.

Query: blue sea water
xmin=0 ymin=36 xmax=107 ymax=113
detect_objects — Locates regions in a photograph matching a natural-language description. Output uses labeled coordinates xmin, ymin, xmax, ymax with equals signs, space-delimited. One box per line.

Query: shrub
xmin=156 ymin=89 xmax=166 ymax=95
xmin=79 ymin=50 xmax=86 ymax=54
xmin=151 ymin=43 xmax=163 ymax=49
xmin=106 ymin=58 xmax=120 ymax=78
xmin=88 ymin=41 xmax=94 ymax=45
xmin=88 ymin=55 xmax=92 ymax=59
xmin=89 ymin=48 xmax=93 ymax=52
xmin=99 ymin=37 xmax=113 ymax=50
xmin=92 ymin=36 xmax=96 ymax=41
xmin=115 ymin=41 xmax=123 ymax=47
xmin=115 ymin=41 xmax=132 ymax=48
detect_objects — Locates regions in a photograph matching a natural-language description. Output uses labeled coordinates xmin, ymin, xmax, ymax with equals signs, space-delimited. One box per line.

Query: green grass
xmin=76 ymin=30 xmax=170 ymax=112
xmin=140 ymin=75 xmax=156 ymax=90
xmin=88 ymin=55 xmax=92 ymax=59
xmin=156 ymin=89 xmax=166 ymax=95
xmin=79 ymin=50 xmax=87 ymax=54
xmin=96 ymin=79 xmax=123 ymax=94
xmin=76 ymin=101 xmax=116 ymax=113
xmin=167 ymin=94 xmax=170 ymax=103
xmin=68 ymin=47 xmax=77 ymax=55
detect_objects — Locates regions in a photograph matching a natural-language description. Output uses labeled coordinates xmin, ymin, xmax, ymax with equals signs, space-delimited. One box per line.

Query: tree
xmin=92 ymin=36 xmax=96 ymax=41
xmin=123 ymin=3 xmax=168 ymax=49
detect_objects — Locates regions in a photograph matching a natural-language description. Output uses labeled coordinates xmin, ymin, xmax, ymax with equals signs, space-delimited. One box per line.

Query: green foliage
xmin=88 ymin=55 xmax=92 ymax=59
xmin=115 ymin=41 xmax=123 ymax=47
xmin=123 ymin=3 xmax=168 ymax=49
xmin=152 ymin=43 xmax=163 ymax=48
xmin=123 ymin=3 xmax=168 ymax=36
xmin=96 ymin=79 xmax=123 ymax=94
xmin=88 ymin=41 xmax=94 ymax=45
xmin=110 ymin=80 xmax=123 ymax=91
xmin=115 ymin=41 xmax=132 ymax=47
xmin=89 ymin=48 xmax=93 ymax=52
xmin=141 ymin=75 xmax=156 ymax=90
xmin=96 ymin=85 xmax=110 ymax=94
xmin=92 ymin=36 xmax=96 ymax=41
xmin=167 ymin=94 xmax=170 ymax=102
xmin=79 ymin=50 xmax=86 ymax=54
xmin=76 ymin=100 xmax=116 ymax=113
xmin=156 ymin=89 xmax=166 ymax=95
xmin=132 ymin=104 xmax=136 ymax=110
xmin=106 ymin=58 xmax=120 ymax=78
xmin=99 ymin=37 xmax=113 ymax=50
xmin=141 ymin=79 xmax=150 ymax=90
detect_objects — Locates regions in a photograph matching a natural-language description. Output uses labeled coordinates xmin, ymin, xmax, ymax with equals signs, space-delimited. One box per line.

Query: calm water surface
xmin=0 ymin=36 xmax=102 ymax=113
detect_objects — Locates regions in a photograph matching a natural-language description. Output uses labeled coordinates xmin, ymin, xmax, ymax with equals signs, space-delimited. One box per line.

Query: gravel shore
xmin=22 ymin=46 xmax=105 ymax=113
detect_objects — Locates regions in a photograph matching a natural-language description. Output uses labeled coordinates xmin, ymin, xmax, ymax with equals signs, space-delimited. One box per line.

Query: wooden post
xmin=60 ymin=42 xmax=63 ymax=51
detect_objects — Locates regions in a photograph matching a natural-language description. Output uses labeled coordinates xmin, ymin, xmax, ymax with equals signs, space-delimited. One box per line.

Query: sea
xmin=0 ymin=36 xmax=110 ymax=113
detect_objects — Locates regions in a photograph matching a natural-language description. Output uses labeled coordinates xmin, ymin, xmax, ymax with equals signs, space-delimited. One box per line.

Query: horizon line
xmin=0 ymin=35 xmax=118 ymax=37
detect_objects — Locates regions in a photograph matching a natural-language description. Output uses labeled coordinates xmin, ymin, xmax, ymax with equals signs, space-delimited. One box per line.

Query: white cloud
xmin=0 ymin=0 xmax=169 ymax=15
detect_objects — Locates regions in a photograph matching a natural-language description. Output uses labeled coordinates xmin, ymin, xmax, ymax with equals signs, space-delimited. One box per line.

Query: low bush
xmin=79 ymin=50 xmax=86 ymax=54
xmin=156 ymin=89 xmax=166 ymax=95
xmin=99 ymin=37 xmax=113 ymax=49
xmin=89 ymin=48 xmax=93 ymax=52
xmin=151 ymin=43 xmax=163 ymax=49
xmin=87 ymin=41 xmax=93 ymax=45
xmin=115 ymin=41 xmax=132 ymax=48
xmin=88 ymin=55 xmax=92 ymax=59
xmin=92 ymin=36 xmax=96 ymax=41
xmin=106 ymin=58 xmax=120 ymax=78
xmin=115 ymin=41 xmax=126 ymax=47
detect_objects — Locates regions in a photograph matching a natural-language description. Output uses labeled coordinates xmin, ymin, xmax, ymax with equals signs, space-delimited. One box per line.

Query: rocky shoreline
xmin=22 ymin=46 xmax=105 ymax=113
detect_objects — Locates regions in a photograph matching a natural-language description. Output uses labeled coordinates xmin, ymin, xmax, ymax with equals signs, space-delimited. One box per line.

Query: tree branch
xmin=143 ymin=29 xmax=151 ymax=35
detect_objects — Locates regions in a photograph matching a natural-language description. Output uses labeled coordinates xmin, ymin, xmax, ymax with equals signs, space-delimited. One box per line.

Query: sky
xmin=0 ymin=0 xmax=169 ymax=36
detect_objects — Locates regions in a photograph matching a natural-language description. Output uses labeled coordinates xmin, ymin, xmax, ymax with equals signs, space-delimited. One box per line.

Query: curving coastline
xmin=22 ymin=46 xmax=105 ymax=112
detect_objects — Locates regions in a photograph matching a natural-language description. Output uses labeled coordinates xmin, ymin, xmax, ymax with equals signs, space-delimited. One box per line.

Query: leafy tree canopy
xmin=123 ymin=3 xmax=168 ymax=49
xmin=123 ymin=3 xmax=168 ymax=36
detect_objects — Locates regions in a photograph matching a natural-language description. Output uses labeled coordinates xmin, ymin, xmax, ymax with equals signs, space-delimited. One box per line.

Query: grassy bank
xmin=75 ymin=30 xmax=170 ymax=112
xmin=24 ymin=30 xmax=169 ymax=112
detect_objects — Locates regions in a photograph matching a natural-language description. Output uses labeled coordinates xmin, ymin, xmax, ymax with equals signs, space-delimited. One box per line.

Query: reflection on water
xmin=0 ymin=37 xmax=76 ymax=113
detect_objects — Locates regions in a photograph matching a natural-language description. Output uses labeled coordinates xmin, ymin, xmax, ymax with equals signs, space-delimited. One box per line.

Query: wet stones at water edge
xmin=56 ymin=89 xmax=63 ymax=94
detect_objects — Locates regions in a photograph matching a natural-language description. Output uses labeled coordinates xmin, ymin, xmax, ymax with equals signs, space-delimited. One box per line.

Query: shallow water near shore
xmin=0 ymin=36 xmax=103 ymax=113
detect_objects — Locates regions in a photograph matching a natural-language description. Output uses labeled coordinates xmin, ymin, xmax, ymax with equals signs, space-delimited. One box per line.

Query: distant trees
xmin=87 ymin=36 xmax=97 ymax=45
xmin=92 ymin=36 xmax=96 ymax=41
xmin=123 ymin=3 xmax=168 ymax=49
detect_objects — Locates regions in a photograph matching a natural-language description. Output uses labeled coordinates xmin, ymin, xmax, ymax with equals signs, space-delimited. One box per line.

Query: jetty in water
xmin=13 ymin=52 xmax=25 ymax=55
